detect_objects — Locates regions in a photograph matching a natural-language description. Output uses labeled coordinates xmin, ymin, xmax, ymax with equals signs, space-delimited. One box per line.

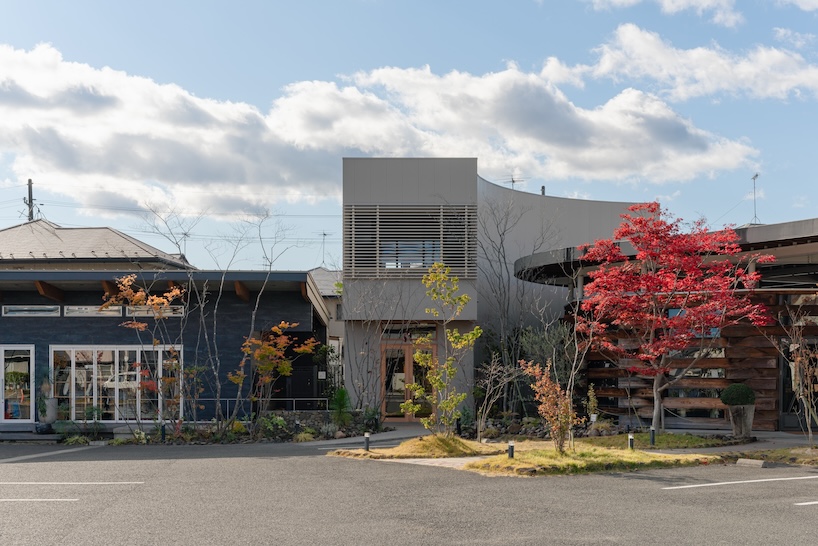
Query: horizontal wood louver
xmin=343 ymin=204 xmax=477 ymax=279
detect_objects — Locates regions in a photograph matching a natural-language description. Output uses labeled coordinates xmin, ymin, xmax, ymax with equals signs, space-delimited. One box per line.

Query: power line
xmin=37 ymin=199 xmax=341 ymax=218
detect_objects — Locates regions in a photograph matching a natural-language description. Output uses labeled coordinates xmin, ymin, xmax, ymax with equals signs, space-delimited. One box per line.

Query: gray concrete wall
xmin=343 ymin=157 xmax=478 ymax=205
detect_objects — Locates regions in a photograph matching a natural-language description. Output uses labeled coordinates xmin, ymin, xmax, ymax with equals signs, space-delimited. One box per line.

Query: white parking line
xmin=0 ymin=446 xmax=100 ymax=463
xmin=664 ymin=476 xmax=818 ymax=490
xmin=0 ymin=482 xmax=143 ymax=485
xmin=794 ymin=501 xmax=818 ymax=506
xmin=0 ymin=499 xmax=78 ymax=502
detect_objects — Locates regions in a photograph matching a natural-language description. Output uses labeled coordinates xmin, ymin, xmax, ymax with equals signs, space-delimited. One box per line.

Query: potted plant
xmin=720 ymin=383 xmax=756 ymax=438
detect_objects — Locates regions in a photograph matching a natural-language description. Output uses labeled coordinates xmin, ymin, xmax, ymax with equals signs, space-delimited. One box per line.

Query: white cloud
xmin=0 ymin=43 xmax=759 ymax=217
xmin=561 ymin=190 xmax=592 ymax=200
xmin=589 ymin=24 xmax=818 ymax=101
xmin=774 ymin=27 xmax=816 ymax=49
xmin=654 ymin=190 xmax=682 ymax=202
xmin=589 ymin=0 xmax=743 ymax=27
xmin=792 ymin=195 xmax=811 ymax=208
xmin=777 ymin=0 xmax=818 ymax=11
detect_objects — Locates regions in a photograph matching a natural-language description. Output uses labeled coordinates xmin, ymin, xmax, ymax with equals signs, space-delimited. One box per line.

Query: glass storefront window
xmin=48 ymin=346 xmax=182 ymax=422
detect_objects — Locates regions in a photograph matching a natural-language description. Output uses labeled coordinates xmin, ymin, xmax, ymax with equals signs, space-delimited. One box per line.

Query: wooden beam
xmin=101 ymin=280 xmax=120 ymax=297
xmin=234 ymin=281 xmax=250 ymax=302
xmin=34 ymin=280 xmax=64 ymax=302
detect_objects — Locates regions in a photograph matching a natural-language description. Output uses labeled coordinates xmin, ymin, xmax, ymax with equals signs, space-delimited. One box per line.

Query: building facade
xmin=0 ymin=221 xmax=329 ymax=430
xmin=341 ymin=157 xmax=633 ymax=419
xmin=516 ymin=218 xmax=818 ymax=431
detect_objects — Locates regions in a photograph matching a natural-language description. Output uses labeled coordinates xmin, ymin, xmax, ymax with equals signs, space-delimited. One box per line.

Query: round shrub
xmin=720 ymin=383 xmax=756 ymax=406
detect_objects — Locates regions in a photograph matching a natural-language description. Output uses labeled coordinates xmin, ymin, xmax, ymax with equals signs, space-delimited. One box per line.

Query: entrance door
xmin=2 ymin=347 xmax=34 ymax=422
xmin=381 ymin=344 xmax=434 ymax=421
xmin=781 ymin=353 xmax=818 ymax=430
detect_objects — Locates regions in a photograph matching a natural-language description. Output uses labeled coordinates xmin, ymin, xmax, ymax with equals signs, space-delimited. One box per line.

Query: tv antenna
xmin=751 ymin=173 xmax=760 ymax=224
xmin=501 ymin=174 xmax=527 ymax=191
xmin=315 ymin=231 xmax=332 ymax=266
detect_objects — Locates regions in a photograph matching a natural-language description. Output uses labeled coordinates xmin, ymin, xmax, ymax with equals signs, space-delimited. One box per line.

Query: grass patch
xmin=465 ymin=445 xmax=721 ymax=476
xmin=578 ymin=432 xmax=747 ymax=450
xmin=328 ymin=434 xmax=505 ymax=459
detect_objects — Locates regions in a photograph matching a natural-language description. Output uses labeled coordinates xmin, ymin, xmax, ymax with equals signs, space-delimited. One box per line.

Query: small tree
xmin=101 ymin=274 xmax=185 ymax=426
xmin=578 ymin=202 xmax=773 ymax=432
xmin=474 ymin=353 xmax=524 ymax=442
xmin=401 ymin=263 xmax=482 ymax=436
xmin=230 ymin=321 xmax=318 ymax=421
xmin=765 ymin=293 xmax=818 ymax=446
xmin=520 ymin=360 xmax=582 ymax=454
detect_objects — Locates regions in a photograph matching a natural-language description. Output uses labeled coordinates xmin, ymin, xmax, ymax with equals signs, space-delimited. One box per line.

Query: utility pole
xmin=24 ymin=179 xmax=35 ymax=221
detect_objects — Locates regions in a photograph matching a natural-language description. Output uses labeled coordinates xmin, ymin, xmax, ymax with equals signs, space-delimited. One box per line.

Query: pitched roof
xmin=0 ymin=219 xmax=191 ymax=269
xmin=309 ymin=266 xmax=341 ymax=297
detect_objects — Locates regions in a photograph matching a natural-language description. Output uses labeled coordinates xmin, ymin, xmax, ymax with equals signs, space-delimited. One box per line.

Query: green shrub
xmin=294 ymin=431 xmax=315 ymax=443
xmin=363 ymin=406 xmax=380 ymax=431
xmin=720 ymin=383 xmax=756 ymax=406
xmin=63 ymin=435 xmax=89 ymax=446
xmin=329 ymin=387 xmax=352 ymax=427
xmin=258 ymin=414 xmax=288 ymax=437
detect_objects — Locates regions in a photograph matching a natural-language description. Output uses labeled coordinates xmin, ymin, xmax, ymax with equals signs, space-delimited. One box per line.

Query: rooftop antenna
xmin=315 ymin=231 xmax=332 ymax=266
xmin=751 ymin=173 xmax=760 ymax=224
xmin=502 ymin=174 xmax=527 ymax=191
xmin=181 ymin=231 xmax=190 ymax=256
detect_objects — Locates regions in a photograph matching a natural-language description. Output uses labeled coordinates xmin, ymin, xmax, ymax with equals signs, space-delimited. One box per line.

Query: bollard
xmin=628 ymin=433 xmax=635 ymax=450
xmin=364 ymin=431 xmax=370 ymax=451
xmin=508 ymin=440 xmax=515 ymax=459
xmin=650 ymin=427 xmax=656 ymax=447
xmin=161 ymin=424 xmax=166 ymax=442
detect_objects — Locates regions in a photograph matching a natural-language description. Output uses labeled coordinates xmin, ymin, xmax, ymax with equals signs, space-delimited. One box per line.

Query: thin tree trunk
xmin=652 ymin=374 xmax=663 ymax=432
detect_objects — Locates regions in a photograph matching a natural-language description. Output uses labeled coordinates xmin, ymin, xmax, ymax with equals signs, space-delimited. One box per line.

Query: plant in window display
xmin=4 ymin=371 xmax=29 ymax=392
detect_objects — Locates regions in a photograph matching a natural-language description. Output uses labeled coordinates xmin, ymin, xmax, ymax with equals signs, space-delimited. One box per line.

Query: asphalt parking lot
xmin=2 ymin=436 xmax=818 ymax=546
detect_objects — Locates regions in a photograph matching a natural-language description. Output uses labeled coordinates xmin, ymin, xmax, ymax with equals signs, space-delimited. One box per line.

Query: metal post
xmin=628 ymin=433 xmax=635 ymax=450
xmin=161 ymin=424 xmax=166 ymax=442
xmin=364 ymin=432 xmax=370 ymax=451
xmin=508 ymin=440 xmax=515 ymax=459
xmin=650 ymin=427 xmax=656 ymax=446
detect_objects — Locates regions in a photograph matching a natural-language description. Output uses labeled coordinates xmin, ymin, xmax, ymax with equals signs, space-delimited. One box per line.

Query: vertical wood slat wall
xmin=586 ymin=293 xmax=791 ymax=431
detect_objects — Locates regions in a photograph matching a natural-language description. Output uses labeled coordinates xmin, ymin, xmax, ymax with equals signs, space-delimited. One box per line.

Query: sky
xmin=1 ymin=0 xmax=817 ymax=271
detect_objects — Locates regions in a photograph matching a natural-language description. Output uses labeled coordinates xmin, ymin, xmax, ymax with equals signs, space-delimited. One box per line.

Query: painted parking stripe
xmin=0 ymin=499 xmax=78 ymax=502
xmin=0 ymin=482 xmax=143 ymax=485
xmin=0 ymin=445 xmax=100 ymax=464
xmin=794 ymin=501 xmax=818 ymax=506
xmin=664 ymin=476 xmax=818 ymax=490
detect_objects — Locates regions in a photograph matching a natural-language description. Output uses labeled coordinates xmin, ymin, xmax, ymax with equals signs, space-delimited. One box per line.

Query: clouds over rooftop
xmin=0 ymin=40 xmax=771 ymax=216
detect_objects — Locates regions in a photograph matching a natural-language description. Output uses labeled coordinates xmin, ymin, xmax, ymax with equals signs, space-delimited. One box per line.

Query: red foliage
xmin=577 ymin=202 xmax=773 ymax=371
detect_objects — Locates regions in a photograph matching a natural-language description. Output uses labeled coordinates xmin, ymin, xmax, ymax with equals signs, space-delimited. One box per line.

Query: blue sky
xmin=1 ymin=0 xmax=817 ymax=270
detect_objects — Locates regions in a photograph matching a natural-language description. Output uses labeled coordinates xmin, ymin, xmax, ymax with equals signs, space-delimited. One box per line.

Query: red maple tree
xmin=576 ymin=202 xmax=773 ymax=431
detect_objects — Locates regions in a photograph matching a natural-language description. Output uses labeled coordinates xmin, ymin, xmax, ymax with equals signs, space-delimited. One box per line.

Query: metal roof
xmin=515 ymin=218 xmax=818 ymax=289
xmin=0 ymin=219 xmax=190 ymax=269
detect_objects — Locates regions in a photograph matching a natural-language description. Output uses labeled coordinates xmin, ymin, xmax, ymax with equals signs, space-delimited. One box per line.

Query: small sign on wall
xmin=318 ymin=371 xmax=327 ymax=380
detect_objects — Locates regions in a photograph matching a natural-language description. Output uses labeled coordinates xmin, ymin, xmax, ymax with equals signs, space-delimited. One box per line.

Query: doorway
xmin=2 ymin=346 xmax=34 ymax=422
xmin=381 ymin=343 xmax=434 ymax=421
